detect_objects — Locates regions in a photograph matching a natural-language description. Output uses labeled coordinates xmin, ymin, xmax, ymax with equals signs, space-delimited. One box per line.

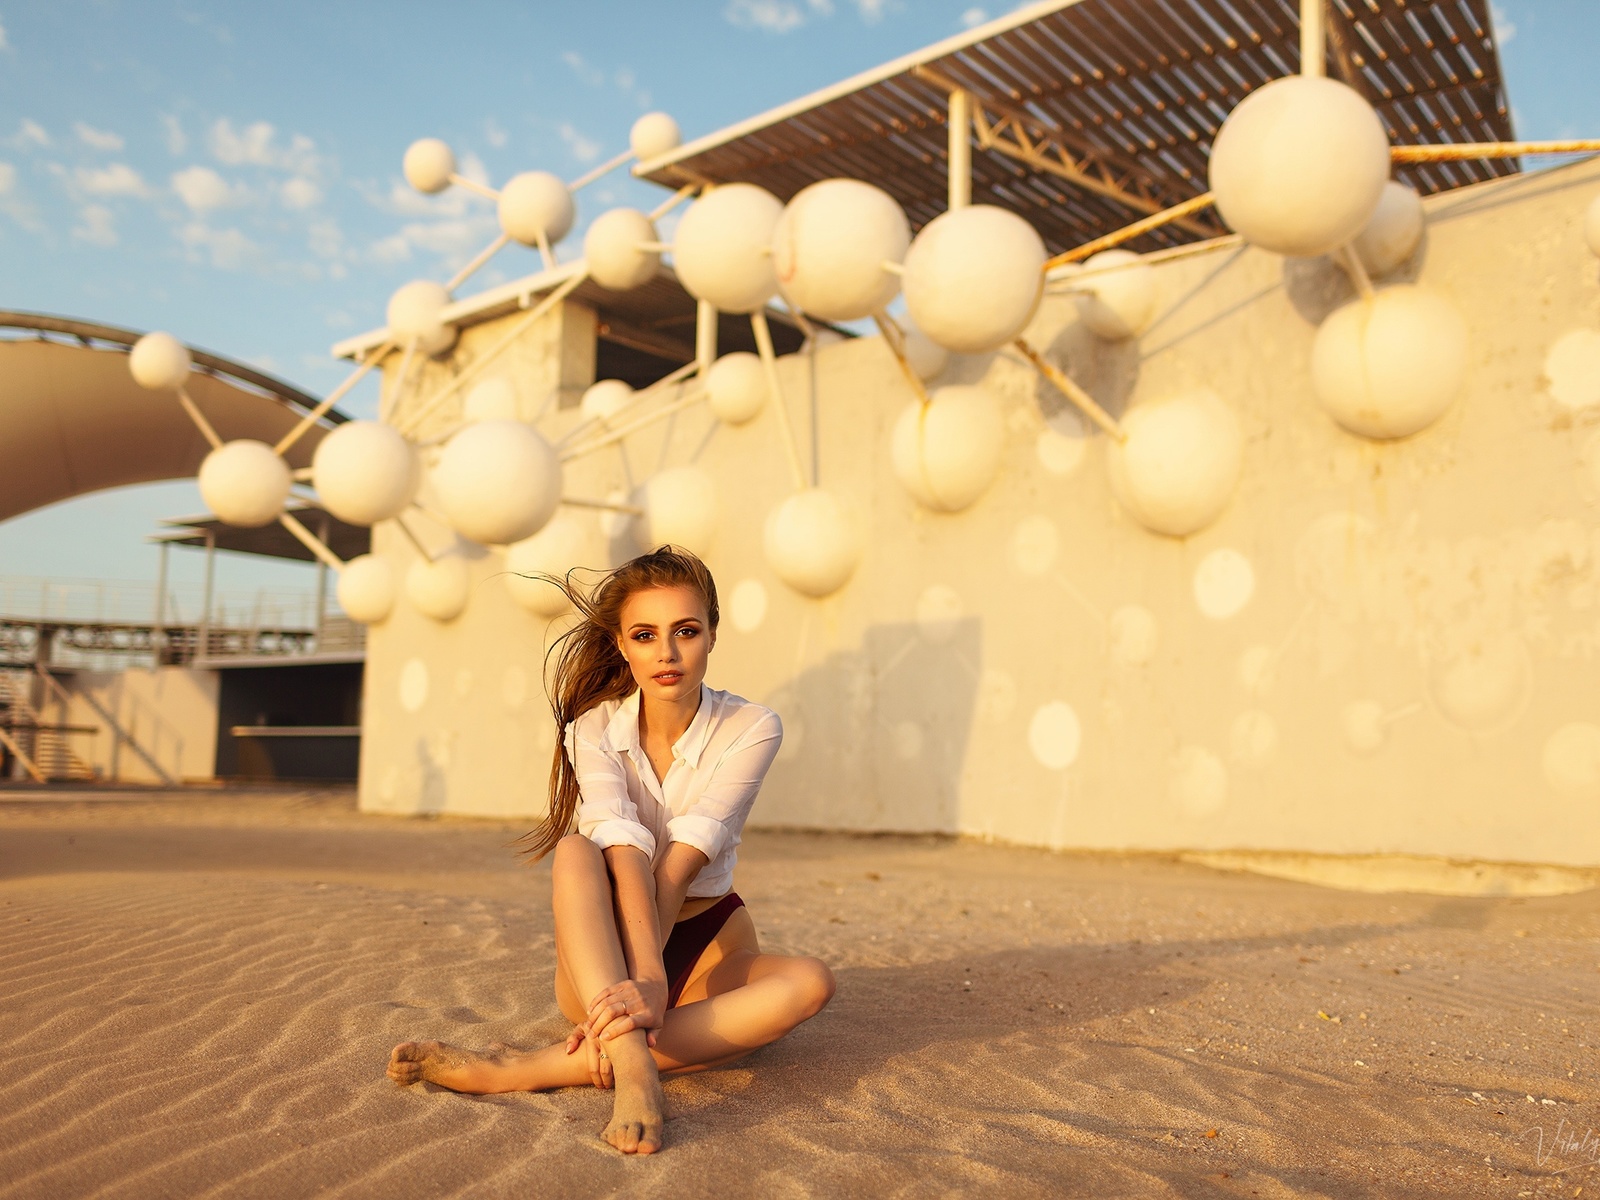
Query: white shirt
xmin=568 ymin=684 xmax=782 ymax=899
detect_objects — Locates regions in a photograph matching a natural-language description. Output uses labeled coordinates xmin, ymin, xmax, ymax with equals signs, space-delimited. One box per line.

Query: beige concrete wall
xmin=358 ymin=157 xmax=1600 ymax=868
xmin=54 ymin=667 xmax=220 ymax=783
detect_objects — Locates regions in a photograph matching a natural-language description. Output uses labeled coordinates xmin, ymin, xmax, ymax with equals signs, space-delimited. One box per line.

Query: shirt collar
xmin=603 ymin=684 xmax=715 ymax=768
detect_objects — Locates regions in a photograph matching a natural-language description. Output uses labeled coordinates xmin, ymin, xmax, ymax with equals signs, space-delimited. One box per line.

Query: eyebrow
xmin=627 ymin=617 xmax=703 ymax=633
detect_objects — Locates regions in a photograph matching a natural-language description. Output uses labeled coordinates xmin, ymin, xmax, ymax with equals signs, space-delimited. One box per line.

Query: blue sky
xmin=0 ymin=0 xmax=1594 ymax=608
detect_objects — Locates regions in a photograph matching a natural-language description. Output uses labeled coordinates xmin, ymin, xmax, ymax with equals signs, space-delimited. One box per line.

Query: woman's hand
xmin=585 ymin=977 xmax=669 ymax=1046
xmin=565 ymin=1024 xmax=614 ymax=1089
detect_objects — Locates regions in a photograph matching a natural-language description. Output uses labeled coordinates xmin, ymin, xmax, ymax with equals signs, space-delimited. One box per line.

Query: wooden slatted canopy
xmin=636 ymin=0 xmax=1514 ymax=258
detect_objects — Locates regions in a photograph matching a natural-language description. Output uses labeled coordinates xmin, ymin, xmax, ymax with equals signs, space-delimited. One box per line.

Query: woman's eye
xmin=676 ymin=627 xmax=698 ymax=638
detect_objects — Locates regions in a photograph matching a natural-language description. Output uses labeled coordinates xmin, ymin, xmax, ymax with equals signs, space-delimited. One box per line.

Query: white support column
xmin=695 ymin=299 xmax=718 ymax=372
xmin=153 ymin=540 xmax=169 ymax=665
xmin=1301 ymin=0 xmax=1325 ymax=77
xmin=948 ymin=88 xmax=972 ymax=211
xmin=198 ymin=531 xmax=215 ymax=664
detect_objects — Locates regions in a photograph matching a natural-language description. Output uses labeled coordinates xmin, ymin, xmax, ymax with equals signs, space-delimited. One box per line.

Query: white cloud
xmin=723 ymin=0 xmax=840 ymax=32
xmin=178 ymin=221 xmax=259 ymax=269
xmin=853 ymin=0 xmax=888 ymax=21
xmin=307 ymin=218 xmax=342 ymax=260
xmin=171 ymin=165 xmax=243 ymax=212
xmin=960 ymin=6 xmax=989 ymax=28
xmin=562 ymin=50 xmax=606 ymax=86
xmin=162 ymin=115 xmax=187 ymax=155
xmin=209 ymin=118 xmax=319 ymax=175
xmin=0 ymin=18 xmax=8 ymax=51
xmin=73 ymin=204 xmax=117 ymax=246
xmin=1491 ymin=3 xmax=1516 ymax=44
xmin=74 ymin=122 xmax=124 ymax=151
xmin=74 ymin=162 xmax=150 ymax=197
xmin=0 ymin=162 xmax=14 ymax=194
xmin=10 ymin=119 xmax=49 ymax=149
xmin=484 ymin=118 xmax=508 ymax=150
xmin=368 ymin=233 xmax=411 ymax=264
xmin=280 ymin=177 xmax=321 ymax=210
xmin=557 ymin=122 xmax=602 ymax=163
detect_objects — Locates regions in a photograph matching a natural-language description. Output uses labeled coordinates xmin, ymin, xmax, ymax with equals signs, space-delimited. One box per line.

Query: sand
xmin=0 ymin=788 xmax=1595 ymax=1199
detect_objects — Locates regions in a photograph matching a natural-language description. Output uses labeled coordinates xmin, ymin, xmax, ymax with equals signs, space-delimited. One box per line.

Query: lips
xmin=652 ymin=671 xmax=684 ymax=685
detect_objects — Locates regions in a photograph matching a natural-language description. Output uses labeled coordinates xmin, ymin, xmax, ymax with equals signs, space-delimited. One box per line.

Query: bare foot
xmin=602 ymin=1042 xmax=665 ymax=1154
xmin=386 ymin=1040 xmax=505 ymax=1092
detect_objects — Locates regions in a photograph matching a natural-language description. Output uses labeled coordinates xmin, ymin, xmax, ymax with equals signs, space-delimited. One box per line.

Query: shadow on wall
xmin=757 ymin=618 xmax=982 ymax=834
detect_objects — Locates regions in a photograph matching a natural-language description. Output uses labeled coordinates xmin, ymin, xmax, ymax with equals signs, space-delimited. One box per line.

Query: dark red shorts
xmin=662 ymin=892 xmax=744 ymax=1008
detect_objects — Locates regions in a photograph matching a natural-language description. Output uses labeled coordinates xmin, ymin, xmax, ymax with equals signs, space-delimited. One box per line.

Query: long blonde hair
xmin=518 ymin=545 xmax=719 ymax=860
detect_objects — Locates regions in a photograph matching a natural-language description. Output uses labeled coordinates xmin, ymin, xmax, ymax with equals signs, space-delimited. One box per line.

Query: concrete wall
xmin=55 ymin=666 xmax=220 ymax=783
xmin=358 ymin=157 xmax=1600 ymax=867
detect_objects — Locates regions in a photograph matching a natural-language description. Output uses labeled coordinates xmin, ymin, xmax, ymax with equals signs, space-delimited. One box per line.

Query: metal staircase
xmin=0 ymin=670 xmax=97 ymax=782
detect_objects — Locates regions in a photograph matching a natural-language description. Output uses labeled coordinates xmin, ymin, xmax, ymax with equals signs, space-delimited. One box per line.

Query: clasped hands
xmin=563 ymin=975 xmax=668 ymax=1089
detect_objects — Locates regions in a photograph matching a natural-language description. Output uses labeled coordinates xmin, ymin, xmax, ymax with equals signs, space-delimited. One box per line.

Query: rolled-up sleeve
xmin=570 ymin=721 xmax=656 ymax=859
xmin=666 ymin=711 xmax=782 ymax=861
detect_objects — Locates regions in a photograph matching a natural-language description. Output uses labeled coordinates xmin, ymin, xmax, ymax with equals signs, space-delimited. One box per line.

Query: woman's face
xmin=616 ymin=585 xmax=715 ymax=706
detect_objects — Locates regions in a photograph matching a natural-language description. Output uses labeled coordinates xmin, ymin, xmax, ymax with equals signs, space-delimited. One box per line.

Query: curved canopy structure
xmin=0 ymin=312 xmax=344 ymax=524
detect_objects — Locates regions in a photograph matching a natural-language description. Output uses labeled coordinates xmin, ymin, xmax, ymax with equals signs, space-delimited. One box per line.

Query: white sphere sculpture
xmin=433 ymin=419 xmax=562 ymax=545
xmin=901 ymin=324 xmax=949 ymax=381
xmin=1352 ymin=181 xmax=1425 ymax=276
xmin=498 ymin=171 xmax=576 ymax=248
xmin=770 ymin=179 xmax=910 ymax=322
xmin=638 ymin=466 xmax=718 ymax=554
xmin=902 ymin=205 xmax=1047 ymax=353
xmin=338 ymin=555 xmax=396 ymax=624
xmin=580 ymin=379 xmax=634 ymax=427
xmin=763 ymin=489 xmax=860 ymax=599
xmin=705 ymin=352 xmax=767 ymax=425
xmin=889 ymin=385 xmax=1006 ymax=513
xmin=386 ymin=280 xmax=457 ymax=356
xmin=311 ymin=420 xmax=419 ymax=527
xmin=673 ymin=183 xmax=784 ymax=314
xmin=197 ymin=440 xmax=293 ymax=528
xmin=403 ymin=138 xmax=456 ymax=195
xmin=1585 ymin=194 xmax=1600 ymax=258
xmin=405 ymin=553 xmax=470 ymax=622
xmin=1075 ymin=249 xmax=1158 ymax=341
xmin=462 ymin=377 xmax=519 ymax=423
xmin=505 ymin=510 xmax=595 ymax=618
xmin=1106 ymin=390 xmax=1244 ymax=537
xmin=129 ymin=331 xmax=191 ymax=390
xmin=583 ymin=208 xmax=660 ymax=291
xmin=630 ymin=112 xmax=681 ymax=161
xmin=1310 ymin=285 xmax=1468 ymax=440
xmin=1208 ymin=75 xmax=1391 ymax=258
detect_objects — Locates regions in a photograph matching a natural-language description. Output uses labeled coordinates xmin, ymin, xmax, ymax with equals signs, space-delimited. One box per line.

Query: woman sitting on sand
xmin=387 ymin=546 xmax=836 ymax=1154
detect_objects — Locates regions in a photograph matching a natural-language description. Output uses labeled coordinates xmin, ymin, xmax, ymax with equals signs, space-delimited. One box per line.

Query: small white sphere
xmin=128 ymin=331 xmax=191 ymax=390
xmin=901 ymin=324 xmax=949 ymax=381
xmin=405 ymin=553 xmax=470 ymax=622
xmin=433 ymin=419 xmax=562 ymax=545
xmin=338 ymin=555 xmax=396 ymax=624
xmin=1585 ymin=194 xmax=1600 ymax=258
xmin=705 ymin=352 xmax=767 ymax=425
xmin=763 ymin=489 xmax=860 ymax=599
xmin=770 ymin=179 xmax=910 ymax=322
xmin=462 ymin=377 xmax=519 ymax=423
xmin=583 ymin=207 xmax=660 ymax=291
xmin=311 ymin=420 xmax=419 ymax=526
xmin=637 ymin=466 xmax=717 ymax=554
xmin=505 ymin=510 xmax=595 ymax=619
xmin=1106 ymin=390 xmax=1243 ymax=537
xmin=1353 ymin=181 xmax=1425 ymax=276
xmin=498 ymin=171 xmax=576 ymax=247
xmin=197 ymin=440 xmax=292 ymax=528
xmin=580 ymin=379 xmax=634 ymax=428
xmin=889 ymin=385 xmax=1006 ymax=513
xmin=1208 ymin=75 xmax=1391 ymax=257
xmin=902 ymin=205 xmax=1047 ymax=354
xmin=402 ymin=138 xmax=456 ymax=195
xmin=630 ymin=112 xmax=681 ymax=161
xmin=672 ymin=183 xmax=784 ymax=314
xmin=1075 ymin=249 xmax=1158 ymax=340
xmin=386 ymin=279 xmax=457 ymax=357
xmin=1310 ymin=285 xmax=1468 ymax=440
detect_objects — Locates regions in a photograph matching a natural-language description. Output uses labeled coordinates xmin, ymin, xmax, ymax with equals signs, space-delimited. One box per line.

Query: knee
xmin=551 ymin=833 xmax=599 ymax=881
xmin=787 ymin=957 xmax=836 ymax=1020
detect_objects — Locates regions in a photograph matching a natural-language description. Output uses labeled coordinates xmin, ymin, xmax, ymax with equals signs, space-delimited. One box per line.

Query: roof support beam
xmin=948 ymin=88 xmax=972 ymax=211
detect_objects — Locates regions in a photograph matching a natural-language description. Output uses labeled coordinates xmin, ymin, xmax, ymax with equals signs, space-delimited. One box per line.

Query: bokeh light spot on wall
xmin=1229 ymin=710 xmax=1278 ymax=768
xmin=1544 ymin=329 xmax=1600 ymax=412
xmin=1108 ymin=604 xmax=1159 ymax=666
xmin=1193 ymin=548 xmax=1256 ymax=620
xmin=1543 ymin=722 xmax=1600 ymax=793
xmin=1171 ymin=745 xmax=1228 ymax=816
xmin=729 ymin=579 xmax=769 ymax=633
xmin=914 ymin=584 xmax=963 ymax=643
xmin=1010 ymin=515 xmax=1059 ymax=577
xmin=1028 ymin=701 xmax=1081 ymax=770
xmin=399 ymin=659 xmax=429 ymax=714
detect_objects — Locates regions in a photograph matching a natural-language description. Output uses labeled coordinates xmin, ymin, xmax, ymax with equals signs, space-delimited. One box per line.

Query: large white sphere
xmin=311 ymin=420 xmax=419 ymax=526
xmin=1352 ymin=181 xmax=1424 ymax=276
xmin=902 ymin=205 xmax=1047 ymax=354
xmin=705 ymin=352 xmax=767 ymax=424
xmin=403 ymin=138 xmax=456 ymax=195
xmin=583 ymin=207 xmax=660 ymax=291
xmin=1310 ymin=285 xmax=1468 ymax=440
xmin=498 ymin=171 xmax=576 ymax=247
xmin=1585 ymin=194 xmax=1600 ymax=258
xmin=901 ymin=324 xmax=949 ymax=381
xmin=197 ymin=440 xmax=292 ymax=529
xmin=630 ymin=112 xmax=681 ymax=161
xmin=386 ymin=280 xmax=457 ymax=356
xmin=1075 ymin=249 xmax=1158 ymax=340
xmin=580 ymin=379 xmax=634 ymax=427
xmin=763 ymin=489 xmax=860 ymax=599
xmin=505 ymin=510 xmax=595 ymax=618
xmin=406 ymin=553 xmax=470 ymax=622
xmin=433 ymin=419 xmax=562 ymax=545
xmin=637 ymin=466 xmax=717 ymax=554
xmin=672 ymin=183 xmax=784 ymax=314
xmin=770 ymin=179 xmax=910 ymax=322
xmin=889 ymin=385 xmax=1006 ymax=513
xmin=1106 ymin=390 xmax=1243 ymax=537
xmin=462 ymin=377 xmax=519 ymax=423
xmin=1208 ymin=75 xmax=1391 ymax=258
xmin=129 ymin=331 xmax=191 ymax=390
xmin=338 ymin=555 xmax=396 ymax=624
